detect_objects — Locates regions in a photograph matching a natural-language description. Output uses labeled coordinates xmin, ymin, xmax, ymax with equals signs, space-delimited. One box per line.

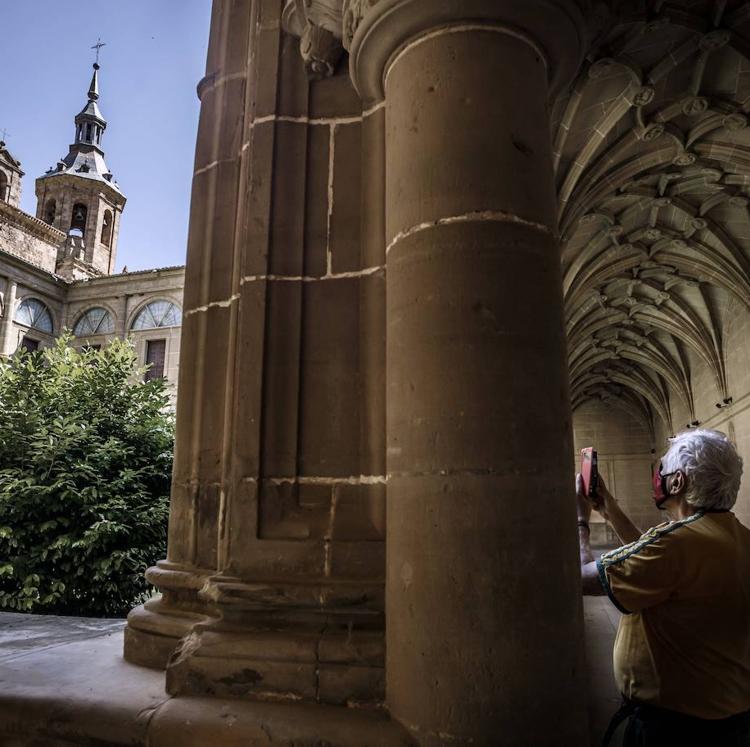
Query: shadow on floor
xmin=584 ymin=591 xmax=624 ymax=747
xmin=0 ymin=597 xmax=624 ymax=746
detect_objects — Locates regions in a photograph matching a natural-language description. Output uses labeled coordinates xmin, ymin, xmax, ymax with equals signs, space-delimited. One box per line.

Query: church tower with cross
xmin=35 ymin=44 xmax=126 ymax=278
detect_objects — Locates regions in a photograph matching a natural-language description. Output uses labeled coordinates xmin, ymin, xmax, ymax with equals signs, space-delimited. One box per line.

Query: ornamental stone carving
xmin=282 ymin=0 xmax=344 ymax=78
xmin=723 ymin=112 xmax=747 ymax=130
xmin=632 ymin=86 xmax=655 ymax=107
xmin=342 ymin=0 xmax=379 ymax=51
xmin=681 ymin=96 xmax=709 ymax=116
xmin=641 ymin=122 xmax=665 ymax=141
xmin=673 ymin=152 xmax=697 ymax=166
xmin=300 ymin=21 xmax=343 ymax=78
xmin=700 ymin=29 xmax=731 ymax=51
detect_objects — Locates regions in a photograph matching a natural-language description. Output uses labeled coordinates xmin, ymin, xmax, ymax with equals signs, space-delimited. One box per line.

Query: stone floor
xmin=0 ymin=597 xmax=623 ymax=746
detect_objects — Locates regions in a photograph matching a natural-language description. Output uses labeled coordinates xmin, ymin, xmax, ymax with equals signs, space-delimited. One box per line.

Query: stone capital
xmin=345 ymin=0 xmax=586 ymax=104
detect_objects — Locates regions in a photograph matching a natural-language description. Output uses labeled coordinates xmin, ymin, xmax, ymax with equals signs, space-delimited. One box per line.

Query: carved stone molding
xmin=345 ymin=0 xmax=586 ymax=103
xmin=282 ymin=0 xmax=586 ymax=95
xmin=342 ymin=0 xmax=378 ymax=51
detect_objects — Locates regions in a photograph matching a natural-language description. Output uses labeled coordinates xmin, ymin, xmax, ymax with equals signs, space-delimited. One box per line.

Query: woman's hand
xmin=593 ymin=475 xmax=616 ymax=520
xmin=575 ymin=473 xmax=593 ymax=524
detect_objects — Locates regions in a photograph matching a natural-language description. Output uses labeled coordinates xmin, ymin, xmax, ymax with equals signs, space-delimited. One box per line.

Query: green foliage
xmin=0 ymin=335 xmax=173 ymax=617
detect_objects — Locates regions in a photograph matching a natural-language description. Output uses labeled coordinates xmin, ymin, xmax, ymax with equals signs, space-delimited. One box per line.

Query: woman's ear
xmin=669 ymin=470 xmax=686 ymax=495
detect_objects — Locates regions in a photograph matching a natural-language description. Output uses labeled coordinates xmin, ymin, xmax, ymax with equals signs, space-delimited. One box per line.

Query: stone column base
xmin=125 ymin=567 xmax=386 ymax=707
xmin=162 ymin=575 xmax=385 ymax=706
xmin=123 ymin=562 xmax=216 ymax=670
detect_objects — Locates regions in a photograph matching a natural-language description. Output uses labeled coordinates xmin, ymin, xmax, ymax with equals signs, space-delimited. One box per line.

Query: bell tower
xmin=35 ymin=52 xmax=126 ymax=279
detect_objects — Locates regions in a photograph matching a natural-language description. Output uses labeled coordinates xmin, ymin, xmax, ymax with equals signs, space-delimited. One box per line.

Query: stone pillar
xmin=0 ymin=278 xmax=17 ymax=356
xmin=115 ymin=293 xmax=128 ymax=339
xmin=349 ymin=2 xmax=589 ymax=744
xmin=125 ymin=0 xmax=388 ymax=708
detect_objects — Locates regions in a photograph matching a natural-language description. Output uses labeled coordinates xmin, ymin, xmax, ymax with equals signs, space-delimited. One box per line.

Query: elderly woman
xmin=577 ymin=429 xmax=750 ymax=746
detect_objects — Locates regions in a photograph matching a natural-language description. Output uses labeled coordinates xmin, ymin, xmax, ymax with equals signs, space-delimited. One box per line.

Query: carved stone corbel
xmin=282 ymin=0 xmax=345 ymax=79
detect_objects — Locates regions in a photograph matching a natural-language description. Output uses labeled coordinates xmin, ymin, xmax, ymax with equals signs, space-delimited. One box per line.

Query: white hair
xmin=661 ymin=429 xmax=743 ymax=511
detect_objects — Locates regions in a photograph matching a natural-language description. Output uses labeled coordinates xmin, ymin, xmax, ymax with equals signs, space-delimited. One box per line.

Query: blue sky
xmin=3 ymin=1 xmax=212 ymax=271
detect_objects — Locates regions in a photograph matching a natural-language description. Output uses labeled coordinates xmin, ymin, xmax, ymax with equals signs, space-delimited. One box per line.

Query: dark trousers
xmin=619 ymin=703 xmax=750 ymax=747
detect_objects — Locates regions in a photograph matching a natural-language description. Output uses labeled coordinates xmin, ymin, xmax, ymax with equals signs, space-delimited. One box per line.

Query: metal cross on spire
xmin=0 ymin=128 xmax=9 ymax=143
xmin=91 ymin=38 xmax=106 ymax=65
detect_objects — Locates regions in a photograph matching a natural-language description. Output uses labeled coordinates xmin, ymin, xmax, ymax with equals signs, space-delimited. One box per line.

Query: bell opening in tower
xmin=70 ymin=203 xmax=87 ymax=236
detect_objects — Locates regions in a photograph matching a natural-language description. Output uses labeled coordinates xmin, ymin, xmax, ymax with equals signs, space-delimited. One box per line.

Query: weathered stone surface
xmin=330 ymin=122 xmax=363 ymax=274
xmin=0 ymin=202 xmax=62 ymax=273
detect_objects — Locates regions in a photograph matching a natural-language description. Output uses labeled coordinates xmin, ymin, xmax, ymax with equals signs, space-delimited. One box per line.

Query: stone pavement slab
xmin=0 ymin=602 xmax=622 ymax=746
xmin=0 ymin=612 xmax=124 ymax=663
xmin=0 ymin=612 xmax=409 ymax=746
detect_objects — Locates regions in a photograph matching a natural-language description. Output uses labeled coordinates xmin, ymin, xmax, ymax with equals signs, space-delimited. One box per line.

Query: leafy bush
xmin=0 ymin=335 xmax=173 ymax=617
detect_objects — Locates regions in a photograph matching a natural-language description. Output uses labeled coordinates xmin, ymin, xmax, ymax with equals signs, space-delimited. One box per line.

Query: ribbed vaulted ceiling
xmin=555 ymin=0 xmax=750 ymax=436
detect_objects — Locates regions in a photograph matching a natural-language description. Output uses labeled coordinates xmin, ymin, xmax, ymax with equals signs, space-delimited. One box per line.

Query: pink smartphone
xmin=580 ymin=447 xmax=598 ymax=499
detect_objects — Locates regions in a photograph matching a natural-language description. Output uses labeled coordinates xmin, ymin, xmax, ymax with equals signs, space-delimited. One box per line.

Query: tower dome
xmin=35 ymin=53 xmax=126 ymax=278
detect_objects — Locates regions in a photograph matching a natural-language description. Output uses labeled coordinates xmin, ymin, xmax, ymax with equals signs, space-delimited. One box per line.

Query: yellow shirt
xmin=597 ymin=511 xmax=750 ymax=719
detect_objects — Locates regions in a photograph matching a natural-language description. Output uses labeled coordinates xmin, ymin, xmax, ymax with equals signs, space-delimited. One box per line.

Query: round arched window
xmin=73 ymin=307 xmax=114 ymax=337
xmin=131 ymin=300 xmax=182 ymax=330
xmin=15 ymin=298 xmax=54 ymax=334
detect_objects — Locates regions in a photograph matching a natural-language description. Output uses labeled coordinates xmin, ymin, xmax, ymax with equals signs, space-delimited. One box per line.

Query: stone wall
xmin=0 ymin=260 xmax=67 ymax=355
xmin=573 ymin=399 xmax=662 ymax=542
xmin=0 ymin=163 xmax=22 ymax=208
xmin=0 ymin=202 xmax=63 ymax=274
xmin=654 ymin=287 xmax=750 ymax=527
xmin=66 ymin=268 xmax=184 ymax=392
xmin=0 ymin=250 xmax=185 ymax=397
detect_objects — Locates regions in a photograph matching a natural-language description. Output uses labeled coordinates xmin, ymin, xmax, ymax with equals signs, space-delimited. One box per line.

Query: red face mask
xmin=652 ymin=462 xmax=676 ymax=509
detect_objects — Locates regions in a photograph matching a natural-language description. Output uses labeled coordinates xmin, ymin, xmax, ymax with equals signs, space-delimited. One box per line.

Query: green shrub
xmin=0 ymin=335 xmax=173 ymax=617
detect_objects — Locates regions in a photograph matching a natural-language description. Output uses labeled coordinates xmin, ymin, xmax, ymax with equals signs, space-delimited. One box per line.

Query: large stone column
xmin=348 ymin=2 xmax=589 ymax=744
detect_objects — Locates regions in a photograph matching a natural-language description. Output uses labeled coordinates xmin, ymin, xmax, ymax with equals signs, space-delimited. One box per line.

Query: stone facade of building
xmin=0 ymin=64 xmax=184 ymax=391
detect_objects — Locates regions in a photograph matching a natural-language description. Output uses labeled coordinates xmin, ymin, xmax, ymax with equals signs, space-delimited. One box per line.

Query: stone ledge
xmin=0 ymin=614 xmax=411 ymax=747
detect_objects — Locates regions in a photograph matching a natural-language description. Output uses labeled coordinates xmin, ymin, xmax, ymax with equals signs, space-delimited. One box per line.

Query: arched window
xmin=15 ymin=298 xmax=54 ymax=334
xmin=71 ymin=203 xmax=88 ymax=235
xmin=101 ymin=209 xmax=113 ymax=247
xmin=131 ymin=300 xmax=182 ymax=330
xmin=44 ymin=199 xmax=57 ymax=225
xmin=0 ymin=171 xmax=8 ymax=203
xmin=73 ymin=307 xmax=114 ymax=337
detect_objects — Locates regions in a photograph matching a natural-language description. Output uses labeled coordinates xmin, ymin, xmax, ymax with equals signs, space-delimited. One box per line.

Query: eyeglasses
xmin=658 ymin=462 xmax=678 ymax=479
